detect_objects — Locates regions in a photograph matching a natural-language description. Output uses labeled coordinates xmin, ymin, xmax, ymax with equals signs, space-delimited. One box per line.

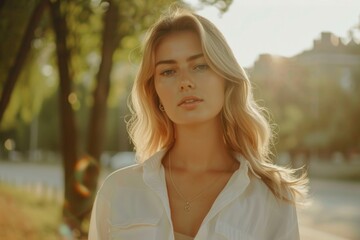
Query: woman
xmin=89 ymin=6 xmax=308 ymax=240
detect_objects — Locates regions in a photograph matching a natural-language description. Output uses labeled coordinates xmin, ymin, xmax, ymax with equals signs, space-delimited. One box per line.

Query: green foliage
xmin=0 ymin=0 xmax=40 ymax=87
xmin=1 ymin=39 xmax=58 ymax=131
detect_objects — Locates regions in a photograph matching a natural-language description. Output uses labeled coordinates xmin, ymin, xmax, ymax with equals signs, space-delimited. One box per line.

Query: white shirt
xmin=89 ymin=150 xmax=300 ymax=240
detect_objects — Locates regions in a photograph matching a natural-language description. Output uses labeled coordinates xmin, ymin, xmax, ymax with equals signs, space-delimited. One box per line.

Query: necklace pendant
xmin=184 ymin=201 xmax=191 ymax=212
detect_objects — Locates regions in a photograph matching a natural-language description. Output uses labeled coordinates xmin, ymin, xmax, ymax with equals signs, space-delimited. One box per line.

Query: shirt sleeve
xmin=89 ymin=193 xmax=110 ymax=240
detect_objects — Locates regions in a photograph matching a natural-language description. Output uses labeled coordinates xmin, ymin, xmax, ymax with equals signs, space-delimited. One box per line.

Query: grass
xmin=0 ymin=183 xmax=62 ymax=240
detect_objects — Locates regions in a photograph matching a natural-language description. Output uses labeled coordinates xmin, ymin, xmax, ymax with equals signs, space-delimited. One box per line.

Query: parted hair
xmin=127 ymin=5 xmax=308 ymax=204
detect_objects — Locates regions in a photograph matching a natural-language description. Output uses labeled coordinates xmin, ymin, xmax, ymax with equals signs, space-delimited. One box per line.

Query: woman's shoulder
xmin=247 ymin=176 xmax=293 ymax=208
xmin=241 ymin=177 xmax=298 ymax=224
xmin=113 ymin=162 xmax=143 ymax=176
xmin=97 ymin=163 xmax=145 ymax=195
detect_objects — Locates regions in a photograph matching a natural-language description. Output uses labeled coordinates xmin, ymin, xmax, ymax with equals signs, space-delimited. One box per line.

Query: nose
xmin=179 ymin=72 xmax=195 ymax=91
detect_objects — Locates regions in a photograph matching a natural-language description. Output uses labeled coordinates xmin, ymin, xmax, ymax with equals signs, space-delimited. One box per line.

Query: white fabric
xmin=89 ymin=149 xmax=300 ymax=240
xmin=174 ymin=231 xmax=194 ymax=240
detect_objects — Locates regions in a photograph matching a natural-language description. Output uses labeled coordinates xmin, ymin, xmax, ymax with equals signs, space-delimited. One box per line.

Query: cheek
xmin=213 ymin=79 xmax=226 ymax=101
xmin=215 ymin=81 xmax=226 ymax=110
xmin=154 ymin=79 xmax=163 ymax=101
xmin=217 ymin=91 xmax=225 ymax=109
xmin=155 ymin=82 xmax=173 ymax=105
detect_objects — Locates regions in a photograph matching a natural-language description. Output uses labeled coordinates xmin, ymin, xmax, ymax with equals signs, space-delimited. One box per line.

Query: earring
xmin=159 ymin=103 xmax=165 ymax=112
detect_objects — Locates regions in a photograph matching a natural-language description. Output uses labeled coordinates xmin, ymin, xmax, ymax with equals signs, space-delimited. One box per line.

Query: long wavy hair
xmin=127 ymin=6 xmax=308 ymax=204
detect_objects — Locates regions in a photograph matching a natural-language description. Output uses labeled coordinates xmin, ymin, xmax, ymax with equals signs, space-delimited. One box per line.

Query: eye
xmin=193 ymin=64 xmax=209 ymax=71
xmin=160 ymin=69 xmax=176 ymax=77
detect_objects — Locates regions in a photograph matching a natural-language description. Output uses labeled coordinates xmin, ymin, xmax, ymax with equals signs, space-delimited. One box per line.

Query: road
xmin=0 ymin=161 xmax=359 ymax=239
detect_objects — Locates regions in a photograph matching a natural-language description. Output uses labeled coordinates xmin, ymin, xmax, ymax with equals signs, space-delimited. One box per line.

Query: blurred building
xmin=297 ymin=32 xmax=360 ymax=75
xmin=253 ymin=31 xmax=360 ymax=74
xmin=250 ymin=31 xmax=360 ymax=158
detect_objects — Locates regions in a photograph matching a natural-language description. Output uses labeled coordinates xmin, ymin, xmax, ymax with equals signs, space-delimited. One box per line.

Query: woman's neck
xmin=170 ymin=120 xmax=233 ymax=172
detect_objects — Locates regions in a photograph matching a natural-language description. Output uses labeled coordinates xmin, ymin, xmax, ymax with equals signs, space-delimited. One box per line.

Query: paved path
xmin=0 ymin=161 xmax=359 ymax=239
xmin=298 ymin=178 xmax=360 ymax=240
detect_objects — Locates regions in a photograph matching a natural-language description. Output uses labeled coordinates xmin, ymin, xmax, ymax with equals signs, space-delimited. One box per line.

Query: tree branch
xmin=0 ymin=0 xmax=47 ymax=123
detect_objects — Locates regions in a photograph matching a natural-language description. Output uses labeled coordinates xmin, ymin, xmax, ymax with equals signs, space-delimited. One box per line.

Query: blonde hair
xmin=127 ymin=6 xmax=308 ymax=204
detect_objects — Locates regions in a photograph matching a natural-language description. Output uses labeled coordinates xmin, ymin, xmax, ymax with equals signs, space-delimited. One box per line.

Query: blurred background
xmin=0 ymin=0 xmax=359 ymax=239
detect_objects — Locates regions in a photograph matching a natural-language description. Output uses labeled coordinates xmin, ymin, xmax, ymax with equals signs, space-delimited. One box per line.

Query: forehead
xmin=155 ymin=30 xmax=202 ymax=62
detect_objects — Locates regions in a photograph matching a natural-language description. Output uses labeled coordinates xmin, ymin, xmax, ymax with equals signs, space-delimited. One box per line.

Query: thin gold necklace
xmin=168 ymin=151 xmax=235 ymax=213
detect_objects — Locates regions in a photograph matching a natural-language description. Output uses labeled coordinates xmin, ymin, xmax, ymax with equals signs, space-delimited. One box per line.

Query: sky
xmin=186 ymin=0 xmax=360 ymax=68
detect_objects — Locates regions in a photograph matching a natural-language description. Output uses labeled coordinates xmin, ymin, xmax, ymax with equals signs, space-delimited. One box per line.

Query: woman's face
xmin=154 ymin=30 xmax=225 ymax=126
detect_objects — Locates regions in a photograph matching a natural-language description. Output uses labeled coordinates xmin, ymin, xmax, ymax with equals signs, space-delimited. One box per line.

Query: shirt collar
xmin=142 ymin=149 xmax=167 ymax=173
xmin=233 ymin=152 xmax=262 ymax=179
xmin=142 ymin=149 xmax=172 ymax=220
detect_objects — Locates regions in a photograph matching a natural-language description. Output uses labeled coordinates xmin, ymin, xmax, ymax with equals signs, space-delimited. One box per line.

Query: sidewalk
xmin=300 ymin=225 xmax=349 ymax=240
xmin=297 ymin=177 xmax=360 ymax=240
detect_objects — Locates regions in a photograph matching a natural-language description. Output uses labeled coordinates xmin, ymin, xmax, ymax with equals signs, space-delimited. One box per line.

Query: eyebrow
xmin=155 ymin=53 xmax=204 ymax=67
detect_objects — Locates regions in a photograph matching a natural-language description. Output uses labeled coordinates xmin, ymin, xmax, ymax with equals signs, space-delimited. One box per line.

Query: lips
xmin=178 ymin=96 xmax=203 ymax=106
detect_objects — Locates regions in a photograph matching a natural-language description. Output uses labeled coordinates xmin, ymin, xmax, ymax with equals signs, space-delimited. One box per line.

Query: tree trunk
xmin=0 ymin=0 xmax=5 ymax=12
xmin=48 ymin=0 xmax=85 ymax=237
xmin=86 ymin=0 xmax=121 ymax=199
xmin=87 ymin=0 xmax=120 ymax=161
xmin=0 ymin=0 xmax=47 ymax=123
xmin=49 ymin=0 xmax=121 ymax=237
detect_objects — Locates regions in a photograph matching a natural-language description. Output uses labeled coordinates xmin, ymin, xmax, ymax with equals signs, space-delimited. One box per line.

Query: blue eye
xmin=194 ymin=64 xmax=209 ymax=71
xmin=160 ymin=69 xmax=176 ymax=76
